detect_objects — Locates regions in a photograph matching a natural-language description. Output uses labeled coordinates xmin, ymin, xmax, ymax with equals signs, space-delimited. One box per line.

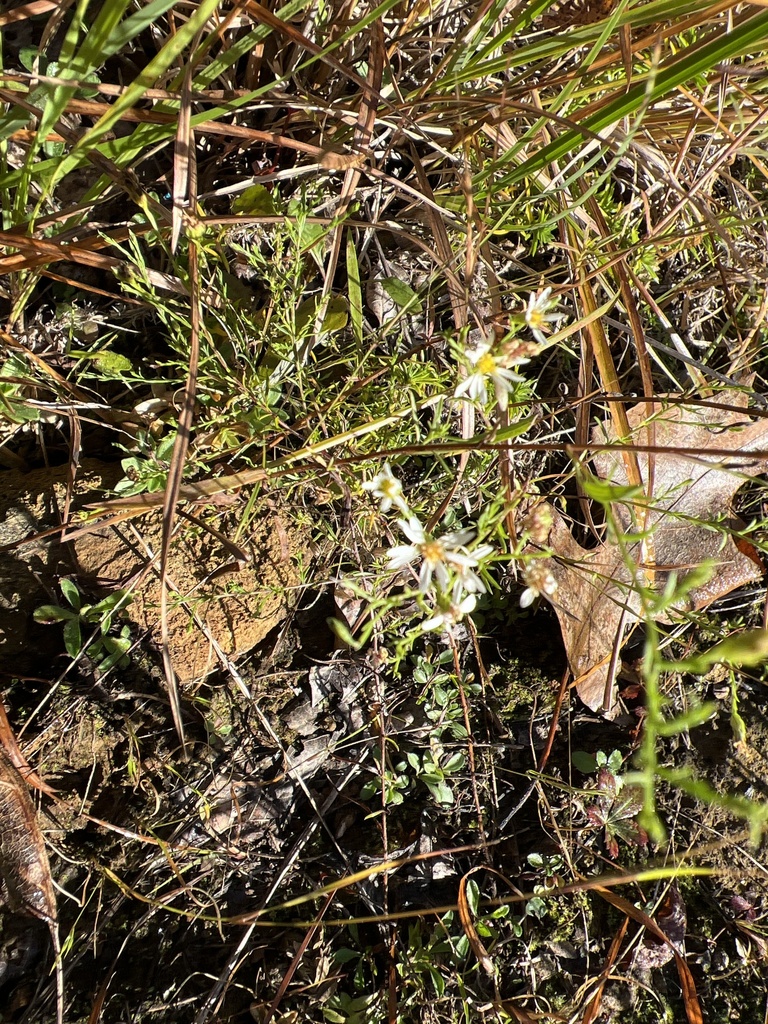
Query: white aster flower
xmin=386 ymin=516 xmax=479 ymax=593
xmin=524 ymin=287 xmax=559 ymax=344
xmin=519 ymin=563 xmax=558 ymax=609
xmin=456 ymin=543 xmax=494 ymax=594
xmin=454 ymin=341 xmax=524 ymax=412
xmin=422 ymin=583 xmax=478 ymax=633
xmin=362 ymin=462 xmax=409 ymax=513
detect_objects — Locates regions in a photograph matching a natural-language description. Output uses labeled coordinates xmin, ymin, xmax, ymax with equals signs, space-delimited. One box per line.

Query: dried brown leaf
xmin=632 ymin=883 xmax=687 ymax=970
xmin=0 ymin=746 xmax=56 ymax=923
xmin=595 ymin=886 xmax=702 ymax=1024
xmin=0 ymin=696 xmax=57 ymax=798
xmin=0 ymin=746 xmax=62 ymax=1022
xmin=538 ymin=394 xmax=768 ymax=711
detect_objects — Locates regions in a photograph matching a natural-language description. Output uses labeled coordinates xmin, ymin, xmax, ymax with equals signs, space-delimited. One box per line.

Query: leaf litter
xmin=532 ymin=393 xmax=768 ymax=711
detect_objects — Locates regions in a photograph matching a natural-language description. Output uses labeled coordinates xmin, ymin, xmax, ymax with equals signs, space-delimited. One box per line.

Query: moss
xmin=492 ymin=657 xmax=556 ymax=718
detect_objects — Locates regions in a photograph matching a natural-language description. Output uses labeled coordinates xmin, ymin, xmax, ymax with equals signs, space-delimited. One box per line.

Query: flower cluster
xmin=363 ymin=464 xmax=492 ymax=633
xmin=454 ymin=341 xmax=525 ymax=412
xmin=453 ymin=289 xmax=559 ymax=411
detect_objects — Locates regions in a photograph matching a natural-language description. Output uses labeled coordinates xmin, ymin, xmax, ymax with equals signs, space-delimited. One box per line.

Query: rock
xmin=0 ymin=460 xmax=302 ymax=680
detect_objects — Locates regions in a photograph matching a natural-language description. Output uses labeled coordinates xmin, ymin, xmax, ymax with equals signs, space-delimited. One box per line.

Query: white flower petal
xmin=454 ymin=372 xmax=487 ymax=402
xmin=445 ymin=551 xmax=478 ymax=570
xmin=442 ymin=528 xmax=475 ymax=547
xmin=386 ymin=544 xmax=419 ymax=570
xmin=433 ymin=561 xmax=450 ymax=591
xmin=398 ymin=516 xmax=426 ymax=544
xmin=465 ymin=342 xmax=492 ymax=366
xmin=458 ymin=568 xmax=486 ymax=594
xmin=418 ymin=561 xmax=434 ymax=592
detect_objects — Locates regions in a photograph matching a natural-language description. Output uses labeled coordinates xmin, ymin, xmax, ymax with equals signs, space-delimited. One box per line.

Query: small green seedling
xmin=34 ymin=580 xmax=133 ymax=671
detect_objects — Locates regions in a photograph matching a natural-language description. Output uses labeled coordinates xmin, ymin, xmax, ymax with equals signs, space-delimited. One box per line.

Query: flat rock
xmin=0 ymin=460 xmax=302 ymax=680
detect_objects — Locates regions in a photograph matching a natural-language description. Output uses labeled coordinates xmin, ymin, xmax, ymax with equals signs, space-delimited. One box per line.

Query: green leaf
xmin=426 ymin=780 xmax=454 ymax=805
xmin=33 ymin=605 xmax=77 ymax=624
xmin=572 ymin=750 xmax=598 ymax=774
xmin=506 ymin=10 xmax=768 ymax=187
xmin=346 ymin=236 xmax=364 ymax=346
xmin=381 ymin=277 xmax=422 ymax=314
xmin=580 ymin=473 xmax=644 ymax=505
xmin=92 ymin=632 xmax=131 ymax=671
xmin=655 ymin=703 xmax=718 ymax=736
xmin=231 ymin=184 xmax=278 ymax=216
xmin=48 ymin=0 xmax=226 ymax=191
xmin=90 ymin=590 xmax=132 ymax=619
xmin=327 ymin=616 xmax=365 ymax=650
xmin=19 ymin=48 xmax=41 ymax=73
xmin=443 ymin=752 xmax=466 ymax=773
xmin=428 ymin=966 xmax=445 ymax=998
xmin=63 ymin=617 xmax=83 ymax=658
xmin=296 ymin=219 xmax=325 ymax=255
xmin=525 ymin=896 xmax=548 ymax=920
xmin=332 ymin=948 xmax=360 ymax=964
xmin=666 ymin=629 xmax=768 ymax=674
xmin=465 ymin=878 xmax=480 ymax=915
xmin=60 ymin=578 xmax=82 ymax=611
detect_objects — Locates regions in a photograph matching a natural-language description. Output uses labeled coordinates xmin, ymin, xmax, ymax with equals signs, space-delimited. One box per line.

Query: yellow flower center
xmin=528 ymin=310 xmax=545 ymax=330
xmin=476 ymin=352 xmax=497 ymax=376
xmin=420 ymin=539 xmax=445 ymax=564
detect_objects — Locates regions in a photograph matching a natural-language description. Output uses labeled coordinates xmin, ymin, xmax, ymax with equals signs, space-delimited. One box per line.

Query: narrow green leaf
xmin=507 ymin=10 xmax=768 ymax=186
xmin=669 ymin=629 xmax=768 ymax=674
xmin=346 ymin=236 xmax=364 ymax=346
xmin=47 ymin=0 xmax=226 ymax=191
xmin=100 ymin=0 xmax=181 ymax=56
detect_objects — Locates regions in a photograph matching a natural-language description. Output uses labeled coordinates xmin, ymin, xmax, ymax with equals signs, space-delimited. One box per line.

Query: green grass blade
xmin=46 ymin=0 xmax=225 ymax=193
xmin=346 ymin=235 xmax=364 ymax=347
xmin=506 ymin=9 xmax=768 ymax=185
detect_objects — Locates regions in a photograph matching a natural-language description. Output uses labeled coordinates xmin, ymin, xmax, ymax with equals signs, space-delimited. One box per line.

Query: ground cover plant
xmin=3 ymin=0 xmax=768 ymax=1021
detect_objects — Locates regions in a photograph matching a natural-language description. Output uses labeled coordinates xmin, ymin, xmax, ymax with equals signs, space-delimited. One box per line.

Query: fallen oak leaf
xmin=0 ymin=746 xmax=62 ymax=1023
xmin=593 ymin=393 xmax=768 ymax=608
xmin=535 ymin=393 xmax=768 ymax=712
xmin=0 ymin=695 xmax=57 ymax=798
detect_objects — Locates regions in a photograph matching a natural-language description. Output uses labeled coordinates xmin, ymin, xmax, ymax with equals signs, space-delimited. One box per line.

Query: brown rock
xmin=0 ymin=460 xmax=302 ymax=680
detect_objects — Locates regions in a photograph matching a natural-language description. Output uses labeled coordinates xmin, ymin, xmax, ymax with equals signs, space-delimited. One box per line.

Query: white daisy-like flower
xmin=454 ymin=342 xmax=524 ymax=412
xmin=362 ymin=462 xmax=409 ymax=513
xmin=422 ymin=583 xmax=478 ymax=633
xmin=386 ymin=516 xmax=479 ymax=593
xmin=519 ymin=563 xmax=558 ymax=608
xmin=456 ymin=543 xmax=494 ymax=594
xmin=524 ymin=287 xmax=559 ymax=344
